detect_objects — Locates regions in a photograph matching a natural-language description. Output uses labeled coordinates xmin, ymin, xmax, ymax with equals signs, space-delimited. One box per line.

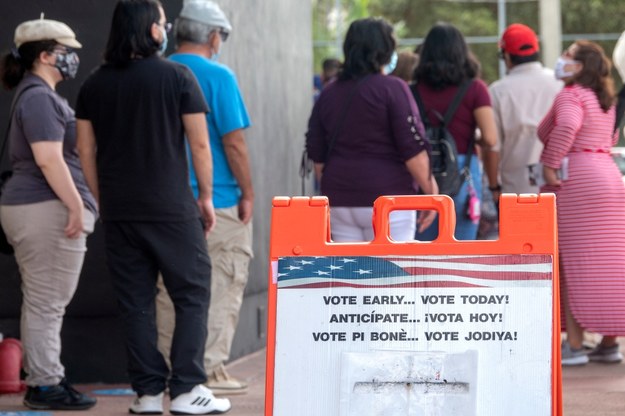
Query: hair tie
xmin=10 ymin=47 xmax=21 ymax=60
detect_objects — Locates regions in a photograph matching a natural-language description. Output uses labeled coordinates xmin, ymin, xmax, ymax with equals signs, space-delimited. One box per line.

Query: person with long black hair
xmin=75 ymin=0 xmax=230 ymax=413
xmin=0 ymin=17 xmax=97 ymax=411
xmin=412 ymin=22 xmax=497 ymax=241
xmin=306 ymin=17 xmax=437 ymax=242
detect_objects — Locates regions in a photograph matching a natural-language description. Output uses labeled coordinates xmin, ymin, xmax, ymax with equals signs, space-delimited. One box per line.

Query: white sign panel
xmin=272 ymin=254 xmax=553 ymax=416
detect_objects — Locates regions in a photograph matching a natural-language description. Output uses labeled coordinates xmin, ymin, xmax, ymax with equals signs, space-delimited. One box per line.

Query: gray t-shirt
xmin=0 ymin=74 xmax=97 ymax=214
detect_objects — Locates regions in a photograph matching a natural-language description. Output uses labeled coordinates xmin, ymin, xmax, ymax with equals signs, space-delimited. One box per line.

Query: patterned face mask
xmin=54 ymin=51 xmax=80 ymax=80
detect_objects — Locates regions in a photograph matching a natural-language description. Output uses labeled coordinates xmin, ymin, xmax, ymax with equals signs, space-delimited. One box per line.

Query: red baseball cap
xmin=499 ymin=23 xmax=539 ymax=56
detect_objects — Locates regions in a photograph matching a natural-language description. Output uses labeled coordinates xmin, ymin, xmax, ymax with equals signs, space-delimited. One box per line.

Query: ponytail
xmin=1 ymin=40 xmax=57 ymax=90
xmin=1 ymin=51 xmax=25 ymax=90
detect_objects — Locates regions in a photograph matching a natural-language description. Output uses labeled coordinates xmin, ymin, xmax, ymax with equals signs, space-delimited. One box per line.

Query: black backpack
xmin=411 ymin=81 xmax=473 ymax=197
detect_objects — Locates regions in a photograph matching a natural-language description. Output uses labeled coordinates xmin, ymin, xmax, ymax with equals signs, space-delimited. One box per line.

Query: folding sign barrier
xmin=265 ymin=194 xmax=561 ymax=416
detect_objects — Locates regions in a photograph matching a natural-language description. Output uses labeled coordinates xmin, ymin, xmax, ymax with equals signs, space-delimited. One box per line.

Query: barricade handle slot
xmin=371 ymin=195 xmax=456 ymax=244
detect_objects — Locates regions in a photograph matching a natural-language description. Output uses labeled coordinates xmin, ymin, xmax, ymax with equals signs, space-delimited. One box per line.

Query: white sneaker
xmin=129 ymin=391 xmax=164 ymax=414
xmin=561 ymin=341 xmax=589 ymax=366
xmin=170 ymin=384 xmax=231 ymax=415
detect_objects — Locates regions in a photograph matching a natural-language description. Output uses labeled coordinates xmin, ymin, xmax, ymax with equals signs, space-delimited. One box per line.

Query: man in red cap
xmin=483 ymin=23 xmax=562 ymax=201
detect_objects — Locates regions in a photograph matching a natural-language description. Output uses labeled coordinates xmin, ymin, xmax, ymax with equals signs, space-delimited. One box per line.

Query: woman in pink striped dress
xmin=538 ymin=41 xmax=625 ymax=366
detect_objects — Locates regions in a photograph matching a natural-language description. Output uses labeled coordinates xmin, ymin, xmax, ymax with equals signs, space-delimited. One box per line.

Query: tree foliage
xmin=314 ymin=0 xmax=624 ymax=85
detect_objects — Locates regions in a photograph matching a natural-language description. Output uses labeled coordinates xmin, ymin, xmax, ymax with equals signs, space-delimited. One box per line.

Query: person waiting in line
xmin=412 ymin=22 xmax=497 ymax=241
xmin=156 ymin=0 xmax=254 ymax=397
xmin=0 ymin=17 xmax=97 ymax=411
xmin=483 ymin=23 xmax=562 ymax=201
xmin=390 ymin=51 xmax=419 ymax=84
xmin=538 ymin=41 xmax=625 ymax=366
xmin=75 ymin=0 xmax=231 ymax=413
xmin=321 ymin=57 xmax=341 ymax=87
xmin=314 ymin=57 xmax=341 ymax=101
xmin=306 ymin=17 xmax=438 ymax=242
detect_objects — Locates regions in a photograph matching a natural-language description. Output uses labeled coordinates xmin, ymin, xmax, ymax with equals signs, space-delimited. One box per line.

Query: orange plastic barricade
xmin=265 ymin=194 xmax=561 ymax=416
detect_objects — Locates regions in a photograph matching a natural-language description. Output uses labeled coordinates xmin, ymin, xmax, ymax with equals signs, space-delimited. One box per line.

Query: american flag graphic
xmin=275 ymin=255 xmax=553 ymax=289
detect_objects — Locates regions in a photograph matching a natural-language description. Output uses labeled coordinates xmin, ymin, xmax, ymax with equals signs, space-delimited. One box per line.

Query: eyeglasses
xmin=51 ymin=46 xmax=74 ymax=55
xmin=497 ymin=49 xmax=505 ymax=60
xmin=158 ymin=22 xmax=173 ymax=33
xmin=218 ymin=29 xmax=229 ymax=42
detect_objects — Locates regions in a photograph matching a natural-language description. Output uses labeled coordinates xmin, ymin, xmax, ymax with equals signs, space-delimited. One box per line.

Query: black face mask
xmin=54 ymin=51 xmax=80 ymax=79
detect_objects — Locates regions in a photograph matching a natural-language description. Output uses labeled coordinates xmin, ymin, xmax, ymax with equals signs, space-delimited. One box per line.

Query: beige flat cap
xmin=15 ymin=18 xmax=81 ymax=48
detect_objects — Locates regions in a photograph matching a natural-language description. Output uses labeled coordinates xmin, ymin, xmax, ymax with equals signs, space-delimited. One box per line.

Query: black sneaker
xmin=23 ymin=378 xmax=97 ymax=410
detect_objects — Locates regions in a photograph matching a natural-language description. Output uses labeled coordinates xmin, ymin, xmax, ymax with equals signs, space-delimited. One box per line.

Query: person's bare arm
xmin=405 ymin=150 xmax=438 ymax=232
xmin=184 ymin=113 xmax=216 ymax=235
xmin=313 ymin=163 xmax=324 ymax=183
xmin=405 ymin=151 xmax=437 ymax=194
xmin=222 ymin=129 xmax=254 ymax=224
xmin=543 ymin=165 xmax=561 ymax=187
xmin=482 ymin=149 xmax=501 ymax=201
xmin=76 ymin=119 xmax=99 ymax=204
xmin=31 ymin=141 xmax=84 ymax=238
xmin=474 ymin=106 xmax=498 ymax=148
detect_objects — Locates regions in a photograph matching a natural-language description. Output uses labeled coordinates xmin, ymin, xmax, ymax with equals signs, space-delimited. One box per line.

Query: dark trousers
xmin=103 ymin=219 xmax=211 ymax=398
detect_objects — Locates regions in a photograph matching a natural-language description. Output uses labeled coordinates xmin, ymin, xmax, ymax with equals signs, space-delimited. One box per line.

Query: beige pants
xmin=0 ymin=200 xmax=95 ymax=386
xmin=156 ymin=206 xmax=253 ymax=374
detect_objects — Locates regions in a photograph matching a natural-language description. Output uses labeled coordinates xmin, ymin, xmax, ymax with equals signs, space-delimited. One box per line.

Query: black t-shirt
xmin=76 ymin=56 xmax=208 ymax=221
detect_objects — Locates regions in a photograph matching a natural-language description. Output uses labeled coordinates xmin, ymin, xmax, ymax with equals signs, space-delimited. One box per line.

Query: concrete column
xmin=539 ymin=0 xmax=562 ymax=68
xmin=497 ymin=0 xmax=507 ymax=78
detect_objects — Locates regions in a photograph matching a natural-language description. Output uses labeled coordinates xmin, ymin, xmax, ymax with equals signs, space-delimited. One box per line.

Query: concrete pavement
xmin=2 ymin=345 xmax=625 ymax=415
xmin=0 ymin=350 xmax=265 ymax=416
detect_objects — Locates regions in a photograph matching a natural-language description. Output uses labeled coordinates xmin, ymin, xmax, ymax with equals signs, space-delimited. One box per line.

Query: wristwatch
xmin=489 ymin=184 xmax=502 ymax=192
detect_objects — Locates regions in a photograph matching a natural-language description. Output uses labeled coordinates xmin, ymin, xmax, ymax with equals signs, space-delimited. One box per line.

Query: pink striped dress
xmin=538 ymin=84 xmax=625 ymax=335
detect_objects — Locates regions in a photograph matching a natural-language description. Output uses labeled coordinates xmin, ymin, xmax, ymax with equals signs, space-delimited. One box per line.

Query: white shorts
xmin=330 ymin=207 xmax=416 ymax=242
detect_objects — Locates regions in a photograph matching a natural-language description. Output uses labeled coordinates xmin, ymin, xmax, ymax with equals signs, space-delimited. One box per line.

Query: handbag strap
xmin=443 ymin=81 xmax=472 ymax=125
xmin=410 ymin=84 xmax=430 ymax=127
xmin=410 ymin=80 xmax=472 ymax=127
xmin=1 ymin=84 xmax=42 ymax=164
xmin=455 ymin=81 xmax=475 ymax=178
xmin=324 ymin=75 xmax=371 ymax=162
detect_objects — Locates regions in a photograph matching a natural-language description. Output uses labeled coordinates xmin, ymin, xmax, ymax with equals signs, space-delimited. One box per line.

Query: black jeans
xmin=103 ymin=219 xmax=211 ymax=398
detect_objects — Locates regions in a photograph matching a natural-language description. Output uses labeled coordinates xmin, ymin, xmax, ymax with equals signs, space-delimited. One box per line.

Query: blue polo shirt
xmin=170 ymin=53 xmax=251 ymax=209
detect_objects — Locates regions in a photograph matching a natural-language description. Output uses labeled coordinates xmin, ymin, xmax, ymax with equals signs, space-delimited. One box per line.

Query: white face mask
xmin=554 ymin=57 xmax=580 ymax=80
xmin=158 ymin=25 xmax=168 ymax=55
xmin=383 ymin=51 xmax=398 ymax=75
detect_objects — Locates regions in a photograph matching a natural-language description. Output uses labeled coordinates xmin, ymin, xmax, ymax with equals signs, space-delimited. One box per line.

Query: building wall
xmin=0 ymin=0 xmax=312 ymax=382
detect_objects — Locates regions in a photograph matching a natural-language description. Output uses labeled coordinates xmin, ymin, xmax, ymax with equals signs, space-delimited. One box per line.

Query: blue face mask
xmin=158 ymin=26 xmax=168 ymax=55
xmin=211 ymin=42 xmax=222 ymax=61
xmin=383 ymin=51 xmax=398 ymax=75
